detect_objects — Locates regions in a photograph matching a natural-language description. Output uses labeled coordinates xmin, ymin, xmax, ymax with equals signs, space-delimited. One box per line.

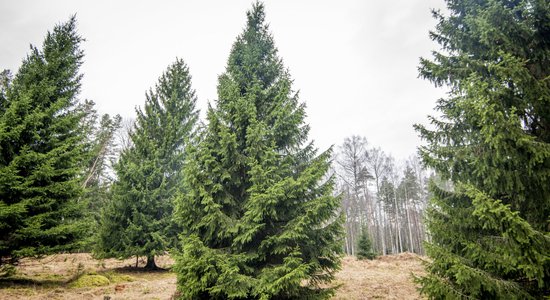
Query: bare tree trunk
xmin=363 ymin=188 xmax=377 ymax=253
xmin=404 ymin=184 xmax=414 ymax=253
xmin=388 ymin=217 xmax=394 ymax=254
xmin=393 ymin=185 xmax=403 ymax=253
xmin=413 ymin=206 xmax=425 ymax=255
xmin=378 ymin=201 xmax=386 ymax=255
xmin=82 ymin=141 xmax=110 ymax=188
xmin=345 ymin=217 xmax=353 ymax=256
xmin=344 ymin=234 xmax=349 ymax=255
xmin=351 ymin=218 xmax=355 ymax=256
xmin=373 ymin=197 xmax=382 ymax=253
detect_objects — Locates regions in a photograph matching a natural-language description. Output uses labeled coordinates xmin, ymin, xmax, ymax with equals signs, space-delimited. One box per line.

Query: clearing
xmin=0 ymin=253 xmax=425 ymax=299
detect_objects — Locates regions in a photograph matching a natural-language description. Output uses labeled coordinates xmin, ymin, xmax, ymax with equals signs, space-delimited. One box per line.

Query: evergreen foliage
xmin=173 ymin=2 xmax=343 ymax=299
xmin=95 ymin=59 xmax=198 ymax=269
xmin=356 ymin=229 xmax=377 ymax=260
xmin=82 ymin=112 xmax=122 ymax=223
xmin=379 ymin=177 xmax=396 ymax=216
xmin=0 ymin=17 xmax=89 ymax=265
xmin=415 ymin=0 xmax=550 ymax=298
xmin=397 ymin=166 xmax=420 ymax=206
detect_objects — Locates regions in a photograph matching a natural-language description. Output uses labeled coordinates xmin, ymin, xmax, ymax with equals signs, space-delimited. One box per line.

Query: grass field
xmin=0 ymin=253 xmax=425 ymax=299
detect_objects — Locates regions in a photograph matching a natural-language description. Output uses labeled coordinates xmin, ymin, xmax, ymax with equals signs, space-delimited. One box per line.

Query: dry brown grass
xmin=0 ymin=253 xmax=176 ymax=300
xmin=0 ymin=253 xmax=425 ymax=299
xmin=333 ymin=253 xmax=426 ymax=299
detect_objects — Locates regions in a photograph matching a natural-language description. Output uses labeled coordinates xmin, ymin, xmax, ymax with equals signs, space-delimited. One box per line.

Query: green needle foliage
xmin=95 ymin=59 xmax=198 ymax=269
xmin=415 ymin=0 xmax=550 ymax=298
xmin=173 ymin=2 xmax=343 ymax=299
xmin=0 ymin=17 xmax=90 ymax=265
xmin=356 ymin=228 xmax=377 ymax=260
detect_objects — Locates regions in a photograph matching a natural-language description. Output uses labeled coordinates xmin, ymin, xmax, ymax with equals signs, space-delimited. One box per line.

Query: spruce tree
xmin=173 ymin=3 xmax=342 ymax=299
xmin=95 ymin=59 xmax=198 ymax=269
xmin=356 ymin=228 xmax=377 ymax=260
xmin=415 ymin=0 xmax=550 ymax=298
xmin=0 ymin=17 xmax=89 ymax=265
xmin=379 ymin=177 xmax=396 ymax=218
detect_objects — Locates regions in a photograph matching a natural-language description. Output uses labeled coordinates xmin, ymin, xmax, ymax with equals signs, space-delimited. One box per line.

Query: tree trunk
xmin=379 ymin=202 xmax=386 ymax=255
xmin=388 ymin=217 xmax=395 ymax=254
xmin=404 ymin=184 xmax=415 ymax=253
xmin=145 ymin=255 xmax=157 ymax=269
xmin=352 ymin=223 xmax=356 ymax=255
xmin=344 ymin=231 xmax=349 ymax=255
xmin=373 ymin=177 xmax=387 ymax=255
xmin=393 ymin=185 xmax=403 ymax=253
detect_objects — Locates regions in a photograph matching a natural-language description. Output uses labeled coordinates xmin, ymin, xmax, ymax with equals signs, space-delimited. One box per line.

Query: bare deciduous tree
xmin=335 ymin=136 xmax=429 ymax=256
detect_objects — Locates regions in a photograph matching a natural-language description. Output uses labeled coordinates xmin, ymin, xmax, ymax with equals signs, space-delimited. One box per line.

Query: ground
xmin=0 ymin=253 xmax=426 ymax=299
xmin=334 ymin=254 xmax=426 ymax=299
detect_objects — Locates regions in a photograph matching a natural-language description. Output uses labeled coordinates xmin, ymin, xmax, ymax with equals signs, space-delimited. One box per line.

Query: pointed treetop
xmin=43 ymin=14 xmax=83 ymax=62
xmin=224 ymin=1 xmax=283 ymax=92
xmin=246 ymin=1 xmax=267 ymax=32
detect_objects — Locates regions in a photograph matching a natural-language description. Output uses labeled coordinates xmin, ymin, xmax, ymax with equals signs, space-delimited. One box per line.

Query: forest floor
xmin=0 ymin=252 xmax=426 ymax=300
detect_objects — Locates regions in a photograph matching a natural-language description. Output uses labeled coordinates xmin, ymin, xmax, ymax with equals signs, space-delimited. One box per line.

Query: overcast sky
xmin=1 ymin=0 xmax=447 ymax=160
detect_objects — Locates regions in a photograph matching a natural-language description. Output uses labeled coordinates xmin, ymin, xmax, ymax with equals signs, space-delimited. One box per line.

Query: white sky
xmin=0 ymin=0 xmax=447 ymax=159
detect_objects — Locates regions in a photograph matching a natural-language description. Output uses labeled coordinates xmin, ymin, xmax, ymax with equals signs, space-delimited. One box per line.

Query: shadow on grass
xmin=111 ymin=266 xmax=172 ymax=274
xmin=0 ymin=268 xmax=140 ymax=289
xmin=0 ymin=265 xmax=172 ymax=290
xmin=0 ymin=275 xmax=66 ymax=288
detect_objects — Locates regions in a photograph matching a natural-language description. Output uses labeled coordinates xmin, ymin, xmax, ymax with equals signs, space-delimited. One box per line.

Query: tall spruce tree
xmin=0 ymin=17 xmax=89 ymax=265
xmin=173 ymin=3 xmax=342 ymax=299
xmin=95 ymin=59 xmax=198 ymax=269
xmin=415 ymin=0 xmax=550 ymax=298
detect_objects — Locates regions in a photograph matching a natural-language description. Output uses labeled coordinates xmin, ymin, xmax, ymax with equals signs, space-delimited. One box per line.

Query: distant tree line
xmin=334 ymin=136 xmax=431 ymax=257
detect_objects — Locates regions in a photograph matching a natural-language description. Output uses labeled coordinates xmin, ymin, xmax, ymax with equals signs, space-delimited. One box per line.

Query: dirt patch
xmin=0 ymin=253 xmax=425 ymax=299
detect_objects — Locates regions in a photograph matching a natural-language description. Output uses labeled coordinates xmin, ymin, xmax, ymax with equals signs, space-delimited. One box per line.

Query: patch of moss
xmin=102 ymin=272 xmax=134 ymax=283
xmin=69 ymin=274 xmax=110 ymax=288
xmin=0 ymin=264 xmax=17 ymax=277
